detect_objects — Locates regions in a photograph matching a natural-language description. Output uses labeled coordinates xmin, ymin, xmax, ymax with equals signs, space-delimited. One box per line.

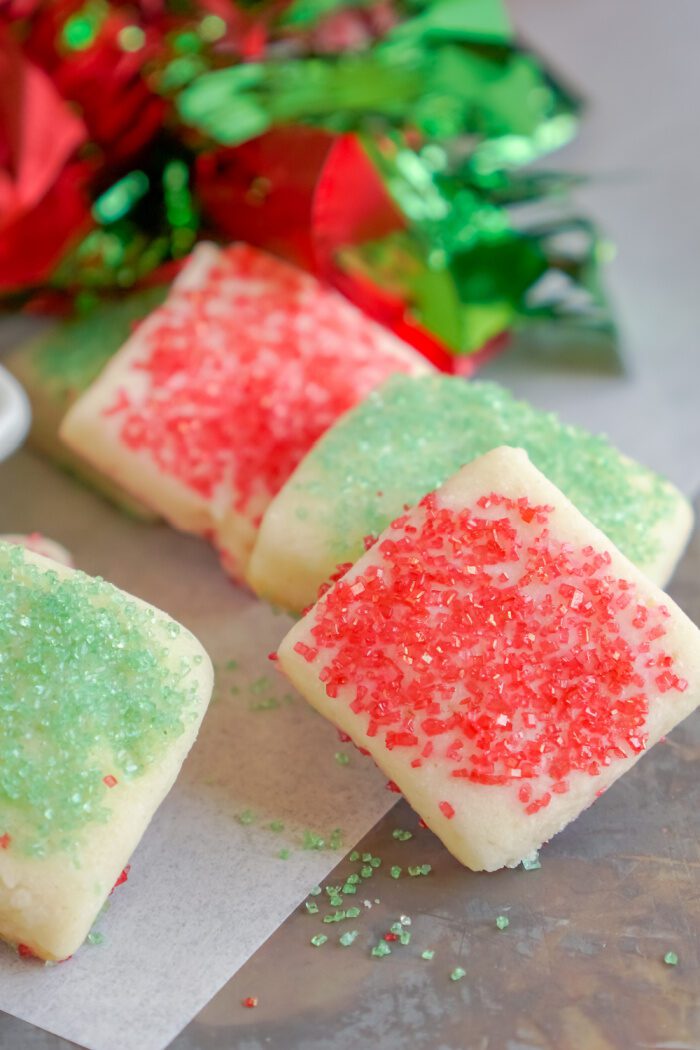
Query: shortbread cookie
xmin=5 ymin=288 xmax=166 ymax=520
xmin=250 ymin=376 xmax=691 ymax=610
xmin=278 ymin=447 xmax=700 ymax=871
xmin=0 ymin=541 xmax=213 ymax=960
xmin=60 ymin=244 xmax=430 ymax=578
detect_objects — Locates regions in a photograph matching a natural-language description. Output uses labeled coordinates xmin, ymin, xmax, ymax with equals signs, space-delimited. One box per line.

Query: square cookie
xmin=250 ymin=376 xmax=692 ymax=611
xmin=278 ymin=447 xmax=700 ymax=871
xmin=0 ymin=542 xmax=213 ymax=960
xmin=60 ymin=244 xmax=430 ymax=578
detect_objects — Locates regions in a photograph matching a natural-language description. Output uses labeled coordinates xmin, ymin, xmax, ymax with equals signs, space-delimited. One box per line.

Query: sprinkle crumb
xmin=309 ymin=885 xmax=322 ymax=896
xmin=392 ymin=829 xmax=413 ymax=841
xmin=278 ymin=848 xmax=290 ymax=860
xmin=334 ymin=752 xmax=350 ymax=766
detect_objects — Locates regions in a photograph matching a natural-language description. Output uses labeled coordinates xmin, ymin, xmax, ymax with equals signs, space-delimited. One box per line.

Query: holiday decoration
xmin=0 ymin=1 xmax=614 ymax=367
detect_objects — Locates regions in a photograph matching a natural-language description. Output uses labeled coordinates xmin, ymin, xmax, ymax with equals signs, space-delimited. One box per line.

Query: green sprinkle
xmin=362 ymin=853 xmax=373 ymax=862
xmin=304 ymin=902 xmax=319 ymax=915
xmin=345 ymin=907 xmax=361 ymax=919
xmin=370 ymin=857 xmax=381 ymax=868
xmin=339 ymin=930 xmax=359 ymax=947
xmin=349 ymin=851 xmax=360 ymax=862
xmin=342 ymin=883 xmax=357 ymax=895
xmin=521 ymin=851 xmax=541 ymax=871
xmin=267 ymin=820 xmax=285 ymax=833
xmin=399 ymin=931 xmax=411 ymax=946
xmin=87 ymin=931 xmax=104 ymax=945
xmin=361 ymin=866 xmax=373 ymax=879
xmin=390 ymin=922 xmax=404 ymax=935
xmin=328 ymin=895 xmax=343 ymax=907
xmin=450 ymin=967 xmax=467 ymax=982
xmin=408 ymin=864 xmax=432 ymax=877
xmin=496 ymin=915 xmax=510 ymax=931
xmin=664 ymin=951 xmax=679 ymax=966
xmin=278 ymin=849 xmax=290 ymax=860
xmin=323 ymin=911 xmax=346 ymax=924
xmin=302 ymin=830 xmax=325 ymax=851
xmin=371 ymin=942 xmax=392 ymax=958
xmin=334 ymin=752 xmax=350 ymax=766
xmin=421 ymin=949 xmax=435 ymax=961
xmin=0 ymin=544 xmax=205 ymax=855
xmin=329 ymin=828 xmax=344 ymax=850
xmin=236 ymin=810 xmax=255 ymax=826
xmin=392 ymin=829 xmax=413 ymax=841
xmin=309 ymin=885 xmax=322 ymax=896
xmin=390 ymin=866 xmax=402 ymax=879
xmin=345 ymin=874 xmax=360 ymax=885
xmin=286 ymin=375 xmax=683 ymax=577
xmin=310 ymin=934 xmax=328 ymax=947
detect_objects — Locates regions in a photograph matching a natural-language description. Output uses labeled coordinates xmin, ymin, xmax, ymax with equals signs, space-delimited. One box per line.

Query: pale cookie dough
xmin=5 ymin=288 xmax=166 ymax=521
xmin=249 ymin=376 xmax=693 ymax=612
xmin=278 ymin=447 xmax=700 ymax=872
xmin=0 ymin=541 xmax=213 ymax=960
xmin=60 ymin=244 xmax=431 ymax=579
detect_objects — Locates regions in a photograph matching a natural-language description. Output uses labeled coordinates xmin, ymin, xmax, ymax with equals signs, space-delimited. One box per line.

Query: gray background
xmin=2 ymin=0 xmax=700 ymax=1046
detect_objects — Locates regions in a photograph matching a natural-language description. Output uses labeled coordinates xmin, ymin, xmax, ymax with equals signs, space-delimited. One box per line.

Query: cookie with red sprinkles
xmin=277 ymin=447 xmax=700 ymax=871
xmin=60 ymin=243 xmax=429 ymax=578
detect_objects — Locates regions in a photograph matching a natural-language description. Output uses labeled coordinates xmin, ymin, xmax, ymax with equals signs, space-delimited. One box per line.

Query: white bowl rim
xmin=0 ymin=364 xmax=30 ymax=462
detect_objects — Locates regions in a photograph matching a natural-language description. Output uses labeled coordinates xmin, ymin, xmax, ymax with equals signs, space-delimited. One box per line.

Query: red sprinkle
xmin=0 ymin=833 xmax=10 ymax=849
xmin=301 ymin=492 xmax=686 ymax=813
xmin=110 ymin=865 xmax=131 ymax=894
xmin=242 ymin=997 xmax=259 ymax=1009
xmin=384 ymin=932 xmax=399 ymax=942
xmin=18 ymin=944 xmax=37 ymax=959
xmin=103 ymin=775 xmax=118 ymax=788
xmin=386 ymin=780 xmax=402 ymax=794
xmin=439 ymin=801 xmax=455 ymax=819
xmin=107 ymin=245 xmax=417 ymax=525
xmin=268 ymin=651 xmax=279 ymax=662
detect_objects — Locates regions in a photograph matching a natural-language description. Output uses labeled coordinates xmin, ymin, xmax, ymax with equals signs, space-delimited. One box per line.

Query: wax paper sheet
xmin=0 ymin=449 xmax=396 ymax=1050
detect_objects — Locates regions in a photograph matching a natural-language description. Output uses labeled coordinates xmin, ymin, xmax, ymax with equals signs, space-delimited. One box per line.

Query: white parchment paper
xmin=0 ymin=450 xmax=395 ymax=1050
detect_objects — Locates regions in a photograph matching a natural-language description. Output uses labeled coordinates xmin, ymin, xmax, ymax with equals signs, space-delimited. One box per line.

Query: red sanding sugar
xmin=106 ymin=245 xmax=419 ymax=516
xmin=303 ymin=492 xmax=687 ymax=814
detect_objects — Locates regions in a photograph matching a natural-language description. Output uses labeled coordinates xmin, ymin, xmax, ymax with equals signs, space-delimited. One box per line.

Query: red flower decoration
xmin=25 ymin=0 xmax=165 ymax=165
xmin=0 ymin=28 xmax=90 ymax=292
xmin=195 ymin=127 xmax=337 ymax=269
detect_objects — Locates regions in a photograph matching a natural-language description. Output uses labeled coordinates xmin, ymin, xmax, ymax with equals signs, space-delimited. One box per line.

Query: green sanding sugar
xmin=0 ymin=544 xmax=203 ymax=856
xmin=26 ymin=287 xmax=166 ymax=397
xmin=371 ymin=941 xmax=391 ymax=958
xmin=289 ymin=375 xmax=682 ymax=572
xmin=664 ymin=951 xmax=679 ymax=966
xmin=496 ymin=915 xmax=510 ymax=930
xmin=450 ymin=967 xmax=466 ymax=982
xmin=339 ymin=930 xmax=358 ymax=947
xmin=310 ymin=934 xmax=327 ymax=947
xmin=421 ymin=949 xmax=435 ymax=961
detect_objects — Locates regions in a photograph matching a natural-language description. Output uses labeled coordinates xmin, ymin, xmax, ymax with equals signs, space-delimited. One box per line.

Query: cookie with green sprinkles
xmin=0 ymin=542 xmax=213 ymax=961
xmin=248 ymin=375 xmax=692 ymax=612
xmin=5 ymin=287 xmax=166 ymax=521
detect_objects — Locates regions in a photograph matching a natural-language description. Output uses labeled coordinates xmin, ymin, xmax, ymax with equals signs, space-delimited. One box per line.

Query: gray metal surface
xmin=2 ymin=0 xmax=700 ymax=1045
